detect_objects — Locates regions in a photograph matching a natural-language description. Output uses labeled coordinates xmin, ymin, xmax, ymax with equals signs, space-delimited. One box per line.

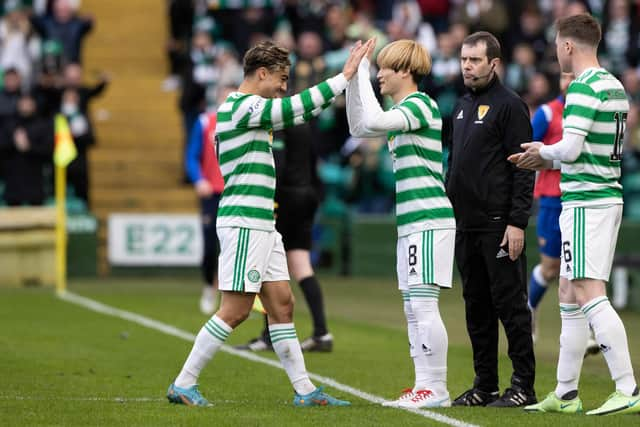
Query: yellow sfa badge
xmin=477 ymin=105 xmax=490 ymax=120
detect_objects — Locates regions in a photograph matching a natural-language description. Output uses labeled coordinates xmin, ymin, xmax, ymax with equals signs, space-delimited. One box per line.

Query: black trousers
xmin=455 ymin=230 xmax=535 ymax=392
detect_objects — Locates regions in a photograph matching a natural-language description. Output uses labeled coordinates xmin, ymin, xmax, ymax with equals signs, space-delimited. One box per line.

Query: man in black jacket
xmin=446 ymin=32 xmax=536 ymax=408
xmin=0 ymin=93 xmax=54 ymax=206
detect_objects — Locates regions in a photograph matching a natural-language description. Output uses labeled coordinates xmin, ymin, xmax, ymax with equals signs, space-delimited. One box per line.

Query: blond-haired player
xmin=346 ymin=39 xmax=455 ymax=409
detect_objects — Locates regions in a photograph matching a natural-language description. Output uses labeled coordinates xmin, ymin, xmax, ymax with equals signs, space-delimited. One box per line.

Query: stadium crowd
xmin=0 ymin=0 xmax=107 ymax=209
xmin=166 ymin=0 xmax=640 ymax=218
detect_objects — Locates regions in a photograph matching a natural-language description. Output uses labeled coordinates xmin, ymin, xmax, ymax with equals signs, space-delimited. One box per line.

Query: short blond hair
xmin=376 ymin=40 xmax=432 ymax=83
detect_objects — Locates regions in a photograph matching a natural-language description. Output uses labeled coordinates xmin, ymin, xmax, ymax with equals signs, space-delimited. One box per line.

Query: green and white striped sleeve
xmin=396 ymin=97 xmax=434 ymax=131
xmin=234 ymin=74 xmax=348 ymax=131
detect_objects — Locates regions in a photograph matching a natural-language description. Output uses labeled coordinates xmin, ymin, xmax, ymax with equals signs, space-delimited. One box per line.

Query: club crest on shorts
xmin=247 ymin=269 xmax=261 ymax=283
xmin=477 ymin=105 xmax=490 ymax=120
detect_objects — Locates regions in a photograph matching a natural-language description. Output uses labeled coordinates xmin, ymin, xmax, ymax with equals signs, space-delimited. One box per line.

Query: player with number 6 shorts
xmin=511 ymin=14 xmax=639 ymax=416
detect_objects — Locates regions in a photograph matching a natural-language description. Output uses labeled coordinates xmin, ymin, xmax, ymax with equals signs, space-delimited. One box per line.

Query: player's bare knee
xmin=558 ymin=284 xmax=572 ymax=302
xmin=217 ymin=305 xmax=251 ymax=327
xmin=269 ymin=299 xmax=294 ymax=323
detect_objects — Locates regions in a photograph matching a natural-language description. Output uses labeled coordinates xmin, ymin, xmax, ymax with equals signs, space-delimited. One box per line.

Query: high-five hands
xmin=342 ymin=38 xmax=376 ymax=80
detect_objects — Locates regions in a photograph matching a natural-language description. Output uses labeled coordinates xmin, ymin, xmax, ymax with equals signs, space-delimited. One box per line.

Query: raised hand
xmin=365 ymin=37 xmax=376 ymax=62
xmin=342 ymin=39 xmax=372 ymax=80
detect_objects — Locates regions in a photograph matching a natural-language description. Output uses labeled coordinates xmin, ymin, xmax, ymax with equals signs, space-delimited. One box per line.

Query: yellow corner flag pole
xmin=55 ymin=164 xmax=67 ymax=295
xmin=53 ymin=114 xmax=77 ymax=295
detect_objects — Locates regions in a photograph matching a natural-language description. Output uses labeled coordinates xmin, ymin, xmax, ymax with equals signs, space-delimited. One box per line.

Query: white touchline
xmin=58 ymin=291 xmax=480 ymax=427
xmin=5 ymin=396 xmax=164 ymax=402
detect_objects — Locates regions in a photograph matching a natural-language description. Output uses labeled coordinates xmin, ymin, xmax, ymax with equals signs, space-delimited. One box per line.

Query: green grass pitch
xmin=1 ymin=275 xmax=639 ymax=426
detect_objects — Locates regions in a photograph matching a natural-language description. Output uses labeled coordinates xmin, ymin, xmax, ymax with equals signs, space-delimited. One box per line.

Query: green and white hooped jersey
xmin=215 ymin=74 xmax=347 ymax=231
xmin=561 ymin=67 xmax=629 ymax=207
xmin=387 ymin=92 xmax=455 ymax=236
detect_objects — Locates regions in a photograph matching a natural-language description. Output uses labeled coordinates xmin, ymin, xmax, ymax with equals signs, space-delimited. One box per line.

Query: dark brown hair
xmin=243 ymin=40 xmax=291 ymax=76
xmin=555 ymin=14 xmax=601 ymax=47
xmin=462 ymin=31 xmax=501 ymax=61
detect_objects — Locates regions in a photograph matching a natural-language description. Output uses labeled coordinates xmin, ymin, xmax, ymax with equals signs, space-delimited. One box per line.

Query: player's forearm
xmin=270 ymin=73 xmax=348 ymax=130
xmin=346 ymin=72 xmax=384 ymax=137
xmin=539 ymin=131 xmax=584 ymax=162
xmin=357 ymin=59 xmax=407 ymax=133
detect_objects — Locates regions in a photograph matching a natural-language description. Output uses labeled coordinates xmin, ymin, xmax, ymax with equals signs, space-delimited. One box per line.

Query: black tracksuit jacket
xmin=445 ymin=76 xmax=536 ymax=392
xmin=445 ymin=76 xmax=534 ymax=231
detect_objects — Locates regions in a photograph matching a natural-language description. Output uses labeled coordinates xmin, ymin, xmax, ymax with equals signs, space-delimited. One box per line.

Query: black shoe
xmin=452 ymin=388 xmax=499 ymax=406
xmin=486 ymin=385 xmax=537 ymax=408
xmin=300 ymin=333 xmax=333 ymax=352
xmin=234 ymin=337 xmax=273 ymax=352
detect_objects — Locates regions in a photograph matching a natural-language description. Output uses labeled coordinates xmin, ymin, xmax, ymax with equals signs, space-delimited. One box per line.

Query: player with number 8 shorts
xmin=346 ymin=38 xmax=455 ymax=409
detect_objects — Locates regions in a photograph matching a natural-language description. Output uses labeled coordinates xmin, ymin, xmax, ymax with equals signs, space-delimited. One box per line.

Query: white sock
xmin=409 ymin=285 xmax=448 ymax=395
xmin=403 ymin=291 xmax=418 ymax=358
xmin=554 ymin=304 xmax=588 ymax=398
xmin=582 ymin=296 xmax=638 ymax=395
xmin=269 ymin=323 xmax=316 ymax=395
xmin=403 ymin=292 xmax=422 ymax=392
xmin=175 ymin=315 xmax=232 ymax=388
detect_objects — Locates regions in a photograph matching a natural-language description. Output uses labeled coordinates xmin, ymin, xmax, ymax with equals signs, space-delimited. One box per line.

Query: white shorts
xmin=397 ymin=229 xmax=455 ymax=290
xmin=217 ymin=227 xmax=290 ymax=293
xmin=559 ymin=204 xmax=622 ymax=282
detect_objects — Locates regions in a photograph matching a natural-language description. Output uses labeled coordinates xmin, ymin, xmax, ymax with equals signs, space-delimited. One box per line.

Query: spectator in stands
xmin=626 ymin=101 xmax=640 ymax=150
xmin=418 ymin=0 xmax=451 ymax=34
xmin=451 ymin=0 xmax=509 ymax=39
xmin=524 ymin=72 xmax=552 ymax=113
xmin=163 ymin=0 xmax=194 ymax=92
xmin=601 ymin=0 xmax=634 ymax=76
xmin=323 ymin=2 xmax=350 ymax=50
xmin=386 ymin=0 xmax=423 ymax=42
xmin=426 ymin=31 xmax=463 ymax=145
xmin=504 ymin=6 xmax=547 ymax=62
xmin=0 ymin=67 xmax=21 ymax=120
xmin=348 ymin=137 xmax=394 ymax=213
xmin=505 ymin=43 xmax=537 ymax=95
xmin=0 ymin=92 xmax=53 ymax=206
xmin=207 ymin=3 xmax=277 ymax=54
xmin=31 ymin=0 xmax=93 ymax=65
xmin=448 ymin=21 xmax=470 ymax=50
xmin=60 ymin=62 xmax=109 ymax=207
xmin=0 ymin=2 xmax=36 ymax=87
xmin=33 ymin=63 xmax=63 ymax=117
xmin=622 ymin=67 xmax=640 ymax=102
xmin=179 ymin=17 xmax=221 ymax=181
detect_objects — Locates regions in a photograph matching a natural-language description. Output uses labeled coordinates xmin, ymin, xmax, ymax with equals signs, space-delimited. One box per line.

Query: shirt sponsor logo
xmin=248 ymin=98 xmax=262 ymax=114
